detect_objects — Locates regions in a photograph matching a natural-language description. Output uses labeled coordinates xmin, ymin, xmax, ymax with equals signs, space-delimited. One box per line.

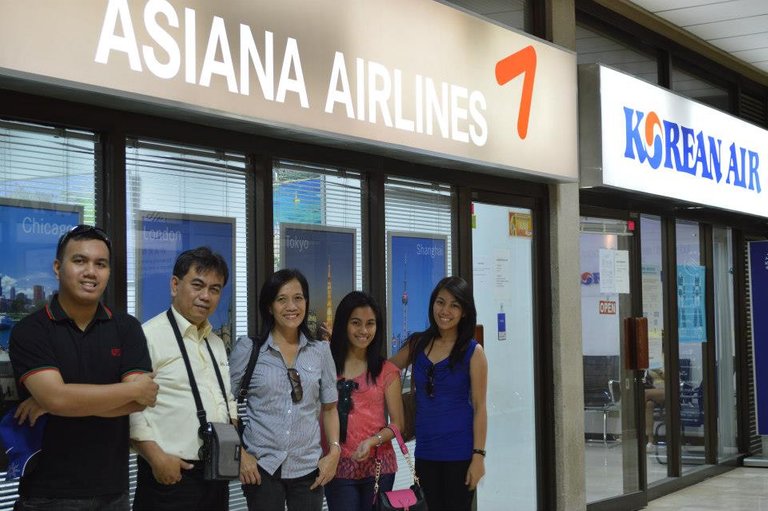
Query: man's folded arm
xmin=22 ymin=369 xmax=157 ymax=417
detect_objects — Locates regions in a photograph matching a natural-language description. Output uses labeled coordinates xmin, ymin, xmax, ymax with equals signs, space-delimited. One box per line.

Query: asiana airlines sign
xmin=580 ymin=65 xmax=767 ymax=218
xmin=0 ymin=0 xmax=578 ymax=181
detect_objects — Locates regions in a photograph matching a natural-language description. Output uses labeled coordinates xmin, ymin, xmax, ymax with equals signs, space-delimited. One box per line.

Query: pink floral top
xmin=335 ymin=360 xmax=400 ymax=479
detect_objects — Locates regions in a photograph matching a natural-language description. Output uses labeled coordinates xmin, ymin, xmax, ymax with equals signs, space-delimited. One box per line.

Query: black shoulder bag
xmin=167 ymin=309 xmax=241 ymax=481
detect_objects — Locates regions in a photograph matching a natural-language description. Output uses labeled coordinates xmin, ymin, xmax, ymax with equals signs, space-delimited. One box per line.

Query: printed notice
xmin=614 ymin=250 xmax=630 ymax=293
xmin=599 ymin=249 xmax=615 ymax=293
xmin=599 ymin=249 xmax=630 ymax=294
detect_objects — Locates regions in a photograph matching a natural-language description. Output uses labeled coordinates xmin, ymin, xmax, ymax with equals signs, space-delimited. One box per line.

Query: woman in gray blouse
xmin=230 ymin=269 xmax=341 ymax=511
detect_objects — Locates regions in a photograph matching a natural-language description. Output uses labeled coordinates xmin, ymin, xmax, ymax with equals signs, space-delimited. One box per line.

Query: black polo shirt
xmin=8 ymin=295 xmax=152 ymax=498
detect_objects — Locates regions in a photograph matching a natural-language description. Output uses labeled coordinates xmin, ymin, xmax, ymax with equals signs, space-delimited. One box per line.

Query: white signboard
xmin=587 ymin=65 xmax=768 ymax=218
xmin=0 ymin=0 xmax=578 ymax=181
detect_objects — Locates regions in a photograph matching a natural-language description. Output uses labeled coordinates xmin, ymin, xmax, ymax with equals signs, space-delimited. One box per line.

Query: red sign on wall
xmin=599 ymin=300 xmax=616 ymax=315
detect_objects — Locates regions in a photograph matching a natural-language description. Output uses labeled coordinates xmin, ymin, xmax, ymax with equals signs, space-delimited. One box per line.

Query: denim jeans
xmin=14 ymin=492 xmax=129 ymax=511
xmin=324 ymin=473 xmax=395 ymax=511
xmin=242 ymin=465 xmax=323 ymax=511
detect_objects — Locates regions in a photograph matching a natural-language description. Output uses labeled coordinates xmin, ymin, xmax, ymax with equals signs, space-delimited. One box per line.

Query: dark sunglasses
xmin=287 ymin=368 xmax=303 ymax=403
xmin=426 ymin=364 xmax=435 ymax=398
xmin=56 ymin=224 xmax=112 ymax=258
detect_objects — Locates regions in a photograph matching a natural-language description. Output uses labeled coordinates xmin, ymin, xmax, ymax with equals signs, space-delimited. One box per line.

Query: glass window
xmin=675 ymin=220 xmax=709 ymax=472
xmin=384 ymin=176 xmax=453 ymax=495
xmin=671 ymin=65 xmax=730 ymax=112
xmin=273 ymin=160 xmax=362 ymax=339
xmin=442 ymin=0 xmax=531 ymax=33
xmin=641 ymin=215 xmax=668 ymax=483
xmin=713 ymin=226 xmax=737 ymax=460
xmin=125 ymin=139 xmax=248 ymax=344
xmin=0 ymin=119 xmax=97 ymax=491
xmin=576 ymin=24 xmax=659 ymax=85
xmin=384 ymin=177 xmax=453 ymax=355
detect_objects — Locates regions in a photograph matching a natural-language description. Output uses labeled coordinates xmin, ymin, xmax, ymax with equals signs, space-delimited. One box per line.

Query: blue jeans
xmin=14 ymin=492 xmax=129 ymax=511
xmin=242 ymin=465 xmax=323 ymax=511
xmin=324 ymin=473 xmax=395 ymax=511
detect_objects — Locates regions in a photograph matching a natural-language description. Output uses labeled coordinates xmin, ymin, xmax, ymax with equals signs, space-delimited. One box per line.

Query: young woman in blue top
xmin=390 ymin=276 xmax=488 ymax=511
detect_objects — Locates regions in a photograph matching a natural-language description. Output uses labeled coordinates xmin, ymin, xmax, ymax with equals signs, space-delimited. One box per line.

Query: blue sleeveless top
xmin=413 ymin=339 xmax=477 ymax=461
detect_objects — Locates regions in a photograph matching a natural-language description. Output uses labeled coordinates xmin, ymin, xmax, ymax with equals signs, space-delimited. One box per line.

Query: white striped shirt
xmin=229 ymin=333 xmax=338 ymax=478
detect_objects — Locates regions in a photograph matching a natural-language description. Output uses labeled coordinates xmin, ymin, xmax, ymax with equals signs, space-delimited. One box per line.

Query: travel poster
xmin=748 ymin=241 xmax=768 ymax=434
xmin=280 ymin=223 xmax=356 ymax=340
xmin=0 ymin=199 xmax=81 ymax=417
xmin=676 ymin=264 xmax=706 ymax=344
xmin=387 ymin=232 xmax=447 ymax=356
xmin=0 ymin=199 xmax=82 ymax=352
xmin=137 ymin=212 xmax=235 ymax=344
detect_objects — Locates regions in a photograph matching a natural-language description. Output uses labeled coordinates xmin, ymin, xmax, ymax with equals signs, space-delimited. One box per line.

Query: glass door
xmin=640 ymin=215 xmax=669 ymax=483
xmin=580 ymin=217 xmax=642 ymax=506
xmin=675 ymin=220 xmax=711 ymax=472
xmin=471 ymin=201 xmax=537 ymax=510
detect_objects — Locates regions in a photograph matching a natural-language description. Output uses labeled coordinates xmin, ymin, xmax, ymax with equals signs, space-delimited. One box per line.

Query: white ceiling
xmin=628 ymin=0 xmax=768 ymax=76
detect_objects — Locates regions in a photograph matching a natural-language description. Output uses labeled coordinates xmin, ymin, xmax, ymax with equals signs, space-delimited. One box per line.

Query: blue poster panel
xmin=0 ymin=200 xmax=82 ymax=351
xmin=280 ymin=224 xmax=356 ymax=340
xmin=387 ymin=233 xmax=447 ymax=356
xmin=749 ymin=241 xmax=768 ymax=434
xmin=676 ymin=265 xmax=706 ymax=344
xmin=137 ymin=212 xmax=235 ymax=342
xmin=0 ymin=200 xmax=82 ymax=408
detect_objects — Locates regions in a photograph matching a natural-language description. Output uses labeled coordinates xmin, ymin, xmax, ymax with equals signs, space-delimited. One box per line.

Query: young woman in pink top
xmin=325 ymin=291 xmax=404 ymax=511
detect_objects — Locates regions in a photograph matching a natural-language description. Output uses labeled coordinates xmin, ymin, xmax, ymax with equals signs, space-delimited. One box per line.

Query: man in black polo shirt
xmin=9 ymin=225 xmax=158 ymax=511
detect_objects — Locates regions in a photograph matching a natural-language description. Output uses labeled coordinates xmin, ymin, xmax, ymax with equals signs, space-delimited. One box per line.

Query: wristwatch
xmin=472 ymin=448 xmax=486 ymax=457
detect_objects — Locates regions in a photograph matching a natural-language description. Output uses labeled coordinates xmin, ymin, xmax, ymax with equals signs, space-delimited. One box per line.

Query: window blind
xmin=0 ymin=119 xmax=97 ymax=510
xmin=0 ymin=119 xmax=96 ymax=221
xmin=273 ymin=160 xmax=363 ymax=291
xmin=125 ymin=138 xmax=248 ymax=339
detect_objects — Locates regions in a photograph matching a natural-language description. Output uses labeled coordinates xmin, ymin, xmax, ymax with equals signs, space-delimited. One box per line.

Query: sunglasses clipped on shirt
xmin=56 ymin=224 xmax=112 ymax=257
xmin=426 ymin=364 xmax=436 ymax=398
xmin=287 ymin=368 xmax=303 ymax=403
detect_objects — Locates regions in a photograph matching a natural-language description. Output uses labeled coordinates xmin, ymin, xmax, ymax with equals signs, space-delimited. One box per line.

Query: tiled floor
xmin=643 ymin=467 xmax=768 ymax=510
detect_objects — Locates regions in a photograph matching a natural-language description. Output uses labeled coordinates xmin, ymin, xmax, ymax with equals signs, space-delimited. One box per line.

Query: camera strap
xmin=166 ymin=308 xmax=232 ymax=432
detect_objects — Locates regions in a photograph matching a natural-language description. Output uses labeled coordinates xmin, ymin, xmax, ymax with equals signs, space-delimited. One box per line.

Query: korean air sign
xmin=580 ymin=65 xmax=768 ymax=218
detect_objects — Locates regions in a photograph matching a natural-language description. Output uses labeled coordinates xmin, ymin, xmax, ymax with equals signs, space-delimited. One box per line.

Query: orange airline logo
xmin=495 ymin=45 xmax=537 ymax=139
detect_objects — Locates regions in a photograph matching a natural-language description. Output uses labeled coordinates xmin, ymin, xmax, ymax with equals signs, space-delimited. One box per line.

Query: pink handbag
xmin=373 ymin=423 xmax=428 ymax=511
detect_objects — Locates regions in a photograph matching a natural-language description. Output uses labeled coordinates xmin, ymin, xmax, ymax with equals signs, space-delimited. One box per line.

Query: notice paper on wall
xmin=599 ymin=249 xmax=630 ymax=294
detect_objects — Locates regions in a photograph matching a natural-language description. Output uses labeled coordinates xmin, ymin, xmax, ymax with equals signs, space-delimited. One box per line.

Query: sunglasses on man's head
xmin=287 ymin=368 xmax=303 ymax=403
xmin=56 ymin=224 xmax=112 ymax=257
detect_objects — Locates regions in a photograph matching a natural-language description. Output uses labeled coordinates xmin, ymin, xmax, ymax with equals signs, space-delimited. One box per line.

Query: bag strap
xmin=166 ymin=309 xmax=231 ymax=431
xmin=373 ymin=423 xmax=420 ymax=492
xmin=236 ymin=337 xmax=261 ymax=439
xmin=385 ymin=423 xmax=409 ymax=455
xmin=204 ymin=340 xmax=232 ymax=418
xmin=237 ymin=337 xmax=260 ymax=404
